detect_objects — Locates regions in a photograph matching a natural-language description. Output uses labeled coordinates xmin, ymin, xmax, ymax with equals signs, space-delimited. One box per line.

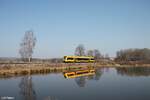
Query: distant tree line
xmin=115 ymin=48 xmax=150 ymax=64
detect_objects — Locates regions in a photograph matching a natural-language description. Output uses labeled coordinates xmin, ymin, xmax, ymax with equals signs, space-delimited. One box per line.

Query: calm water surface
xmin=0 ymin=67 xmax=150 ymax=100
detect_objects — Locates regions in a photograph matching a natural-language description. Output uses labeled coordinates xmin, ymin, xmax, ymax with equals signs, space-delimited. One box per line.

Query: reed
xmin=0 ymin=63 xmax=95 ymax=77
xmin=0 ymin=63 xmax=150 ymax=78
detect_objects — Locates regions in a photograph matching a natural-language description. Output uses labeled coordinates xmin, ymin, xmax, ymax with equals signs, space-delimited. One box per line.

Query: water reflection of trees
xmin=19 ymin=75 xmax=36 ymax=100
xmin=75 ymin=68 xmax=103 ymax=87
xmin=75 ymin=77 xmax=86 ymax=87
xmin=19 ymin=75 xmax=59 ymax=100
xmin=93 ymin=68 xmax=103 ymax=80
xmin=116 ymin=67 xmax=150 ymax=77
xmin=43 ymin=96 xmax=58 ymax=100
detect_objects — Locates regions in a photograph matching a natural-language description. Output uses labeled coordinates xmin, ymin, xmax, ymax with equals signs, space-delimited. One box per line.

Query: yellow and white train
xmin=63 ymin=56 xmax=95 ymax=63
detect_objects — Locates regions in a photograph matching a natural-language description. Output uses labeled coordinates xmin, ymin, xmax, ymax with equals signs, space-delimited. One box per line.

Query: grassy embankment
xmin=0 ymin=62 xmax=150 ymax=77
xmin=0 ymin=63 xmax=95 ymax=77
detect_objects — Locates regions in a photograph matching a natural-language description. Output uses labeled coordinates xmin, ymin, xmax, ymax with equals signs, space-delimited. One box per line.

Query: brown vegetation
xmin=0 ymin=63 xmax=95 ymax=77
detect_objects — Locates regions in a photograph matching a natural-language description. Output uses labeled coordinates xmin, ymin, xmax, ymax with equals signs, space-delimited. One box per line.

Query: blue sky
xmin=0 ymin=0 xmax=150 ymax=58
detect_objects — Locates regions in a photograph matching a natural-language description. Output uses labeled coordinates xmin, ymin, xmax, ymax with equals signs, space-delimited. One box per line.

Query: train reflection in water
xmin=63 ymin=67 xmax=103 ymax=87
xmin=63 ymin=68 xmax=95 ymax=79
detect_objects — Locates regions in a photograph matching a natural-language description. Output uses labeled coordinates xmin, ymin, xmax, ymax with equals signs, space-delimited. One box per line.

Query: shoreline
xmin=0 ymin=63 xmax=150 ymax=78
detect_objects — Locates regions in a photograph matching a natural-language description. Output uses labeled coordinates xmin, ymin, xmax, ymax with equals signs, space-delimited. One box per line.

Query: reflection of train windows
xmin=67 ymin=73 xmax=75 ymax=76
xmin=64 ymin=69 xmax=95 ymax=79
xmin=64 ymin=72 xmax=76 ymax=78
xmin=76 ymin=71 xmax=89 ymax=75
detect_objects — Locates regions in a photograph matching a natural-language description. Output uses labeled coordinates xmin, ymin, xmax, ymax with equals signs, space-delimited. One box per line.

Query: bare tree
xmin=93 ymin=49 xmax=102 ymax=61
xmin=75 ymin=44 xmax=85 ymax=56
xmin=87 ymin=49 xmax=102 ymax=62
xmin=19 ymin=30 xmax=36 ymax=62
xmin=104 ymin=53 xmax=110 ymax=59
xmin=87 ymin=50 xmax=94 ymax=56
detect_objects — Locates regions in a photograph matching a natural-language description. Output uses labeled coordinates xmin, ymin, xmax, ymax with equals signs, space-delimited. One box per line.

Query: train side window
xmin=91 ymin=58 xmax=94 ymax=60
xmin=77 ymin=58 xmax=89 ymax=60
xmin=67 ymin=58 xmax=74 ymax=60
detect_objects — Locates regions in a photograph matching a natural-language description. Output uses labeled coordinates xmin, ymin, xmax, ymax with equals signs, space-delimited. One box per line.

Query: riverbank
xmin=0 ymin=63 xmax=150 ymax=78
xmin=0 ymin=63 xmax=94 ymax=77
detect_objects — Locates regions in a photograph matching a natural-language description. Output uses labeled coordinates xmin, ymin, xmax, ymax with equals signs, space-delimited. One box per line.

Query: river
xmin=0 ymin=67 xmax=150 ymax=100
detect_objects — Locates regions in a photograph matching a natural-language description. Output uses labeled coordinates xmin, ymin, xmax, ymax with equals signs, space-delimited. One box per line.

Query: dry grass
xmin=0 ymin=63 xmax=95 ymax=77
xmin=0 ymin=62 xmax=150 ymax=78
